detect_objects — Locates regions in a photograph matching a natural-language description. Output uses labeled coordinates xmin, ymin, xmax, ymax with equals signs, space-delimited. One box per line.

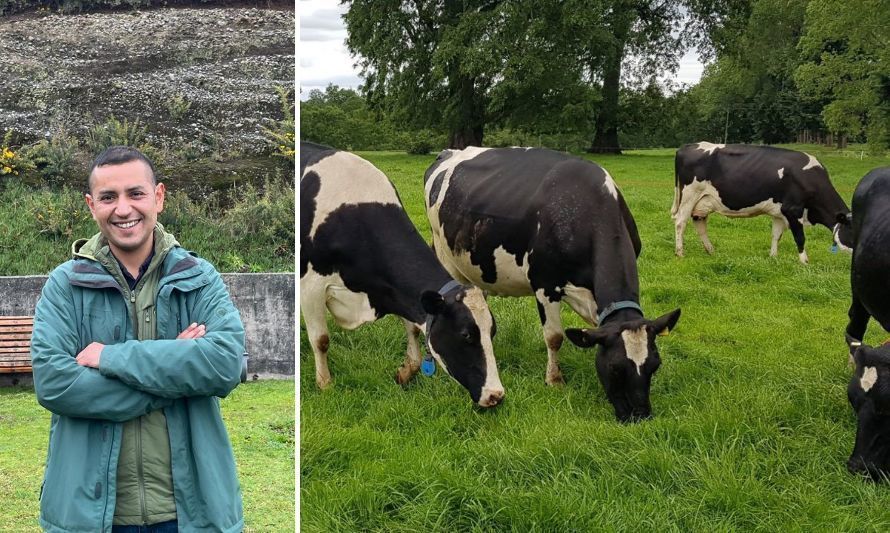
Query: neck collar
xmin=597 ymin=300 xmax=643 ymax=325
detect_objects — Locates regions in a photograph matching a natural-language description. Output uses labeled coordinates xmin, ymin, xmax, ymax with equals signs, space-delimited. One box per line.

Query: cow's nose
xmin=478 ymin=388 xmax=505 ymax=408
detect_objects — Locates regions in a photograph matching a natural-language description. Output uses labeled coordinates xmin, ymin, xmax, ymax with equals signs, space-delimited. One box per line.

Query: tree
xmin=343 ymin=1 xmax=502 ymax=148
xmin=795 ymin=0 xmax=890 ymax=151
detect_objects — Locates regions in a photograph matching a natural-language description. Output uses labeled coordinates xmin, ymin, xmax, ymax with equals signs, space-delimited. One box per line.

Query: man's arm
xmin=96 ymin=270 xmax=245 ymax=398
xmin=31 ymin=270 xmax=173 ymax=422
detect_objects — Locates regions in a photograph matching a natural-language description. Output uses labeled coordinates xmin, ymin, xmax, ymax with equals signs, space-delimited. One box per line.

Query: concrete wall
xmin=0 ymin=273 xmax=295 ymax=385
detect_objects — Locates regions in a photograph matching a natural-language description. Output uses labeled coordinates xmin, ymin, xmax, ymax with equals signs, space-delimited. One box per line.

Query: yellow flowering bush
xmin=0 ymin=130 xmax=25 ymax=176
xmin=32 ymin=186 xmax=92 ymax=237
xmin=263 ymin=86 xmax=295 ymax=164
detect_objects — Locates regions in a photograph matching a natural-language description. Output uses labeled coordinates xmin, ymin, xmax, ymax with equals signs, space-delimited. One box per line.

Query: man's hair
xmin=87 ymin=146 xmax=157 ymax=192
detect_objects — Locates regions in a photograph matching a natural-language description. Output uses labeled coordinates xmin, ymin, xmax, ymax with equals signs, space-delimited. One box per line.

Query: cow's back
xmin=851 ymin=168 xmax=890 ymax=330
xmin=426 ymin=147 xmax=637 ymax=296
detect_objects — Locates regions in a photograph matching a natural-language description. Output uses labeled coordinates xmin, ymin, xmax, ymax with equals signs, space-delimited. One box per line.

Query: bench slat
xmin=0 ymin=316 xmax=34 ymax=374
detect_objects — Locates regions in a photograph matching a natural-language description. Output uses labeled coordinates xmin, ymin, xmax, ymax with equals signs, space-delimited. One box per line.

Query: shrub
xmin=222 ymin=177 xmax=294 ymax=258
xmin=0 ymin=130 xmax=32 ymax=179
xmin=85 ymin=116 xmax=149 ymax=155
xmin=32 ymin=186 xmax=92 ymax=238
xmin=406 ymin=137 xmax=433 ymax=155
xmin=165 ymin=94 xmax=193 ymax=122
xmin=25 ymin=128 xmax=83 ymax=186
xmin=263 ymin=86 xmax=295 ymax=163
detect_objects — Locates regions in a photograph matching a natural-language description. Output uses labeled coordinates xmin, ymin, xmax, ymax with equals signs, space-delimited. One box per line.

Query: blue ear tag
xmin=830 ymin=244 xmax=838 ymax=253
xmin=421 ymin=354 xmax=436 ymax=376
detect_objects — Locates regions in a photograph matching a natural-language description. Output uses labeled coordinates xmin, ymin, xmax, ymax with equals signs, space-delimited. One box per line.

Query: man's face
xmin=85 ymin=159 xmax=165 ymax=260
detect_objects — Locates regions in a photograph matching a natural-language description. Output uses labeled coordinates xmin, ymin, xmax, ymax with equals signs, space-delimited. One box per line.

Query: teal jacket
xmin=32 ymin=239 xmax=246 ymax=532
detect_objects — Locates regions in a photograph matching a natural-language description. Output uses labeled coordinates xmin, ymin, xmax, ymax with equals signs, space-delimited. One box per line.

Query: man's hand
xmin=177 ymin=323 xmax=206 ymax=340
xmin=75 ymin=324 xmax=204 ymax=369
xmin=76 ymin=342 xmax=104 ymax=368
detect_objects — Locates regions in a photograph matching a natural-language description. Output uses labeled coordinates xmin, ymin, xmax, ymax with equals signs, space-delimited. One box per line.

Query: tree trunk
xmin=447 ymin=74 xmax=485 ymax=149
xmin=588 ymin=52 xmax=623 ymax=154
xmin=588 ymin=9 xmax=631 ymax=155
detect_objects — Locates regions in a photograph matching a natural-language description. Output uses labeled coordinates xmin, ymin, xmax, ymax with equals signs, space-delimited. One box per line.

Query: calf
xmin=424 ymin=146 xmax=680 ymax=422
xmin=672 ymin=142 xmax=852 ymax=263
xmin=300 ymin=142 xmax=504 ymax=407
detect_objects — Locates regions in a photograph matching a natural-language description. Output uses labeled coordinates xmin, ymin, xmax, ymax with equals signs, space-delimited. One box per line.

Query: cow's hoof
xmin=394 ymin=364 xmax=419 ymax=386
xmin=546 ymin=372 xmax=565 ymax=386
xmin=704 ymin=245 xmax=714 ymax=255
xmin=675 ymin=251 xmax=684 ymax=258
xmin=316 ymin=376 xmax=333 ymax=389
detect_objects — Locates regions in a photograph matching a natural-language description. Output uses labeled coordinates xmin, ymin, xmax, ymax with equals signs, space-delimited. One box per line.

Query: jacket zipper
xmin=137 ymin=416 xmax=148 ymax=525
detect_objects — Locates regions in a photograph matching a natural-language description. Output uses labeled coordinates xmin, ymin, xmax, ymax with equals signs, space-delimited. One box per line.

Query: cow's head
xmin=847 ymin=343 xmax=890 ymax=481
xmin=565 ymin=308 xmax=681 ymax=422
xmin=833 ymin=212 xmax=854 ymax=252
xmin=421 ymin=285 xmax=504 ymax=408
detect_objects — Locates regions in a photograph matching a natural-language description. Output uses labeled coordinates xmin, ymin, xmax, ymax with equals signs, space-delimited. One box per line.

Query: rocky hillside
xmin=0 ymin=6 xmax=294 ymax=156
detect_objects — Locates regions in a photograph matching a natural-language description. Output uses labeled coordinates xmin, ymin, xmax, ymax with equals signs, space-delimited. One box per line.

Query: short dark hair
xmin=88 ymin=146 xmax=157 ymax=192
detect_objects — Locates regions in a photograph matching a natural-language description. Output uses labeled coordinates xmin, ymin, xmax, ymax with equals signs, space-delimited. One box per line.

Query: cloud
xmin=300 ymin=8 xmax=345 ymax=42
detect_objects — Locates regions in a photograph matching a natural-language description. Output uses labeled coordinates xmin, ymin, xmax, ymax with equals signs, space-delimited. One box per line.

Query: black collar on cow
xmin=421 ymin=280 xmax=464 ymax=376
xmin=597 ymin=300 xmax=643 ymax=325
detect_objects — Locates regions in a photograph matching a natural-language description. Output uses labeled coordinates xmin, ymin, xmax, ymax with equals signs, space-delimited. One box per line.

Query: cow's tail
xmin=670 ymin=154 xmax=681 ymax=219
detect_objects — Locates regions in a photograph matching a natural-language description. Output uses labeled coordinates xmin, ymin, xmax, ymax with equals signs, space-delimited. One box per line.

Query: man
xmin=31 ymin=146 xmax=246 ymax=532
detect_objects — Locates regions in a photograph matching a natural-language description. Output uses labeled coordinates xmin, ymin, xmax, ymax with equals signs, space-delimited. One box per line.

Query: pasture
xmin=300 ymin=146 xmax=890 ymax=530
xmin=0 ymin=380 xmax=295 ymax=531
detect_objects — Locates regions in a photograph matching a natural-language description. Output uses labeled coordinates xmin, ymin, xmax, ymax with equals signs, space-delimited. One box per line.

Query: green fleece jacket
xmin=32 ymin=224 xmax=245 ymax=532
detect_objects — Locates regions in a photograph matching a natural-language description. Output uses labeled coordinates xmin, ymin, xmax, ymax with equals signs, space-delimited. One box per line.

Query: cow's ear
xmin=421 ymin=291 xmax=446 ymax=315
xmin=565 ymin=328 xmax=608 ymax=348
xmin=650 ymin=308 xmax=681 ymax=336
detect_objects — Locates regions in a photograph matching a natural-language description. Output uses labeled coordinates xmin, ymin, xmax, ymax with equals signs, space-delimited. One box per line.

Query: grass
xmin=0 ymin=380 xmax=294 ymax=531
xmin=301 ymin=145 xmax=890 ymax=530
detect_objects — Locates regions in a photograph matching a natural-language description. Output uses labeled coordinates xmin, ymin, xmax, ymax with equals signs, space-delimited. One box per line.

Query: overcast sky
xmin=299 ymin=1 xmax=705 ymax=100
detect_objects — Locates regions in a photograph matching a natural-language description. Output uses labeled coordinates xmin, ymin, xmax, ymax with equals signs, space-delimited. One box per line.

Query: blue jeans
xmin=111 ymin=520 xmax=178 ymax=533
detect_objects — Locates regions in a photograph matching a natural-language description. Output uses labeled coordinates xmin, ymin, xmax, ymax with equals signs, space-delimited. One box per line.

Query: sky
xmin=299 ymin=0 xmax=705 ymax=100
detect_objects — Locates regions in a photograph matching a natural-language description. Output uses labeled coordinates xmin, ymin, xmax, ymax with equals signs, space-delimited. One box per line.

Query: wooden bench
xmin=0 ymin=316 xmax=33 ymax=374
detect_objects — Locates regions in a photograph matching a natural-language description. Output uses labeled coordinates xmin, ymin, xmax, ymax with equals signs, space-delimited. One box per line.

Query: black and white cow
xmin=833 ymin=167 xmax=890 ymax=480
xmin=300 ymin=142 xmax=504 ymax=407
xmin=424 ymin=146 xmax=681 ymax=422
xmin=848 ymin=343 xmax=890 ymax=481
xmin=672 ymin=142 xmax=853 ymax=263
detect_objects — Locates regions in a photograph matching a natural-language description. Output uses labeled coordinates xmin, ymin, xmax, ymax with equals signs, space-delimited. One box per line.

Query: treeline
xmin=0 ymin=0 xmax=288 ymax=16
xmin=304 ymin=0 xmax=888 ymax=154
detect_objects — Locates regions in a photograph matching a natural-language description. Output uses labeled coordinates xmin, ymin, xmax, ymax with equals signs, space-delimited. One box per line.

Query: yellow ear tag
xmin=658 ymin=328 xmax=670 ymax=337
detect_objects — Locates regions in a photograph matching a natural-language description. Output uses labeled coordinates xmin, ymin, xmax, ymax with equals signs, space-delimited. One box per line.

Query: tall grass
xmin=300 ymin=146 xmax=890 ymax=530
xmin=0 ymin=380 xmax=295 ymax=531
xmin=0 ymin=178 xmax=294 ymax=274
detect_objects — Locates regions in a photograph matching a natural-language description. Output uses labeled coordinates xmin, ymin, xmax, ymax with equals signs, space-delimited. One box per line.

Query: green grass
xmin=301 ymin=146 xmax=890 ymax=530
xmin=0 ymin=380 xmax=294 ymax=531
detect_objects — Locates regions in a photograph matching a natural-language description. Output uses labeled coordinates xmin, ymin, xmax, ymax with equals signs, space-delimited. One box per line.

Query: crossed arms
xmin=32 ymin=269 xmax=245 ymax=422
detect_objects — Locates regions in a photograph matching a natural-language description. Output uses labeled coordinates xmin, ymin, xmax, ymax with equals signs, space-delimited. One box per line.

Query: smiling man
xmin=31 ymin=146 xmax=246 ymax=532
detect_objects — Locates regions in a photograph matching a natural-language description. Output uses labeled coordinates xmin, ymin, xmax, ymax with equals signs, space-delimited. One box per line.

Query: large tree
xmin=343 ymin=1 xmax=503 ymax=148
xmin=795 ymin=0 xmax=890 ymax=150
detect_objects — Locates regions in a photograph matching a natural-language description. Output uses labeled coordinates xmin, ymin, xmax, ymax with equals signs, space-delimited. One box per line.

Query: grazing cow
xmin=672 ymin=142 xmax=853 ymax=263
xmin=300 ymin=142 xmax=504 ymax=407
xmin=847 ymin=343 xmax=890 ymax=481
xmin=845 ymin=167 xmax=890 ymax=358
xmin=424 ymin=146 xmax=680 ymax=422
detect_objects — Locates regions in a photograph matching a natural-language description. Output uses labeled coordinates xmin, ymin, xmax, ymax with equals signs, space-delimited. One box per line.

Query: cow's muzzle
xmin=478 ymin=387 xmax=505 ymax=408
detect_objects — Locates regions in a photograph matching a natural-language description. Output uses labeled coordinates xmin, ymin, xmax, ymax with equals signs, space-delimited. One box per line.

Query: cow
xmin=845 ymin=167 xmax=890 ymax=358
xmin=672 ymin=142 xmax=853 ymax=263
xmin=847 ymin=343 xmax=890 ymax=481
xmin=300 ymin=142 xmax=504 ymax=408
xmin=424 ymin=146 xmax=681 ymax=422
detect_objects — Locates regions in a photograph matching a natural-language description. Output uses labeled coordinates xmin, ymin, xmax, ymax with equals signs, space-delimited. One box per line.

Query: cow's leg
xmin=770 ymin=217 xmax=787 ymax=257
xmin=395 ymin=318 xmax=422 ymax=385
xmin=784 ymin=213 xmax=808 ymax=263
xmin=693 ymin=216 xmax=714 ymax=254
xmin=846 ymin=295 xmax=870 ymax=365
xmin=673 ymin=197 xmax=696 ymax=257
xmin=300 ymin=281 xmax=333 ymax=389
xmin=535 ymin=292 xmax=565 ymax=386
